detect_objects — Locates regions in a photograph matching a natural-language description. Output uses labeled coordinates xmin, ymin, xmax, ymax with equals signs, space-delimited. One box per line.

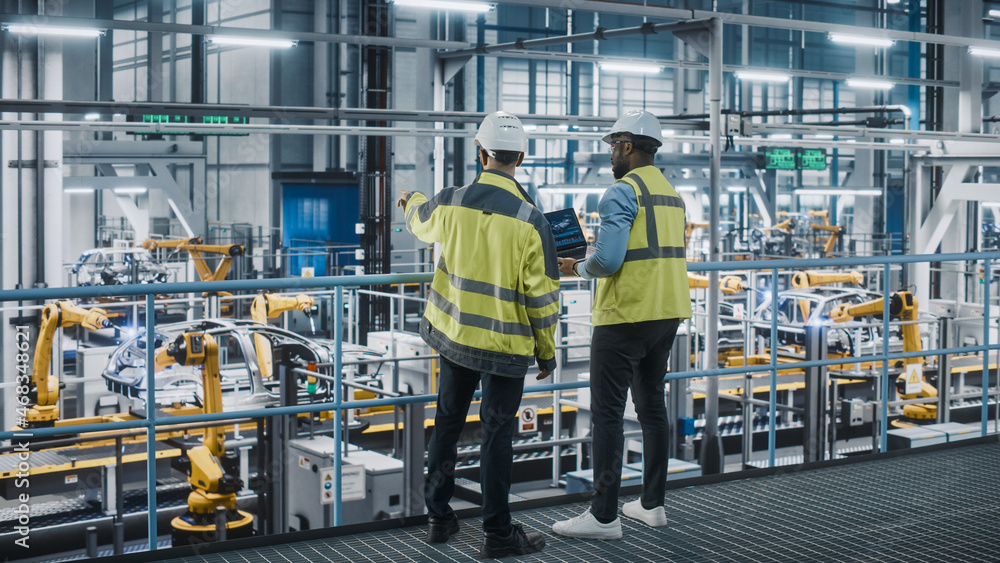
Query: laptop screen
xmin=544 ymin=209 xmax=587 ymax=251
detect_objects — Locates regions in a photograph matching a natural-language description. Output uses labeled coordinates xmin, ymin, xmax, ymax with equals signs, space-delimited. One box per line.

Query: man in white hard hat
xmin=397 ymin=110 xmax=557 ymax=558
xmin=552 ymin=109 xmax=692 ymax=540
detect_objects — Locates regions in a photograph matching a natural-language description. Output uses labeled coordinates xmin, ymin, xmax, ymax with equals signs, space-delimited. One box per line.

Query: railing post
xmin=880 ymin=263 xmax=891 ymax=452
xmin=145 ymin=293 xmax=158 ymax=550
xmin=768 ymin=268 xmax=778 ymax=467
xmin=551 ymin=304 xmax=563 ymax=488
xmin=983 ymin=258 xmax=992 ymax=436
xmin=334 ymin=287 xmax=343 ymax=526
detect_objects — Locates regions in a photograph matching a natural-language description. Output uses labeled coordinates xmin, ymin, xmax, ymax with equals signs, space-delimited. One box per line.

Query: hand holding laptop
xmin=558 ymin=257 xmax=578 ymax=276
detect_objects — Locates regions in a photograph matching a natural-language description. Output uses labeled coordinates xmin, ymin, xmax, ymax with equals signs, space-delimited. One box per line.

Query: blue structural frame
xmin=2 ymin=252 xmax=999 ymax=552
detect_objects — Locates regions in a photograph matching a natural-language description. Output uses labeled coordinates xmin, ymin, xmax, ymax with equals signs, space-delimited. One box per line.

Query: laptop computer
xmin=544 ymin=208 xmax=588 ymax=260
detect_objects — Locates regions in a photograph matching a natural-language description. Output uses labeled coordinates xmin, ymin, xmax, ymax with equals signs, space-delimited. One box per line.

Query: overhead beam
xmin=494 ymin=49 xmax=962 ymax=90
xmin=7 ymin=119 xmax=1000 ymax=149
xmin=0 ymin=99 xmax=705 ymax=129
xmin=439 ymin=18 xmax=711 ymax=59
xmin=0 ymin=14 xmax=467 ymax=50
xmin=485 ymin=0 xmax=1000 ymax=50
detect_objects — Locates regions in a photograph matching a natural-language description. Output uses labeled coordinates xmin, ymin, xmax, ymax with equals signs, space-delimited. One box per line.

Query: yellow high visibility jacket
xmin=404 ymin=170 xmax=560 ymax=377
xmin=593 ymin=165 xmax=693 ymax=326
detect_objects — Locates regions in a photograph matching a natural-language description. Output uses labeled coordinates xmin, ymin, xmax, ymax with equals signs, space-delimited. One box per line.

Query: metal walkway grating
xmin=151 ymin=440 xmax=1000 ymax=562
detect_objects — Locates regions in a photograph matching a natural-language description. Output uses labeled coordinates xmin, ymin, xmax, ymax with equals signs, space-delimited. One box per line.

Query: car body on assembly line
xmin=72 ymin=247 xmax=170 ymax=286
xmin=102 ymin=319 xmax=383 ymax=411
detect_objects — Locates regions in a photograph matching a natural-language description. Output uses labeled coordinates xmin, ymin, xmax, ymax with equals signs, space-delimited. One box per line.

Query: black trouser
xmin=425 ymin=356 xmax=526 ymax=534
xmin=589 ymin=318 xmax=681 ymax=522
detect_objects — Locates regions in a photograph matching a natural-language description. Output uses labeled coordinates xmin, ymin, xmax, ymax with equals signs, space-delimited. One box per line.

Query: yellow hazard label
xmin=908 ymin=372 xmax=920 ymax=384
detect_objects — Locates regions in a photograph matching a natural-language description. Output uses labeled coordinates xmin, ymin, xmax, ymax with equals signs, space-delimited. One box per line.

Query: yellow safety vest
xmin=593 ymin=165 xmax=693 ymax=326
xmin=404 ymin=170 xmax=560 ymax=377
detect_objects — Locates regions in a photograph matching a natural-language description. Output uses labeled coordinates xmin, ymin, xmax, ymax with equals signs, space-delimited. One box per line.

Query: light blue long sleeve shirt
xmin=576 ymin=182 xmax=637 ymax=280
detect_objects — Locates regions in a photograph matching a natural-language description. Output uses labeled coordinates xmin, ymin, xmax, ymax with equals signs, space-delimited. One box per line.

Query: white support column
xmin=41 ymin=26 xmax=64 ymax=289
xmin=313 ymin=0 xmax=330 ymax=172
xmin=848 ymin=2 xmax=877 ymax=255
xmin=935 ymin=0 xmax=985 ymax=300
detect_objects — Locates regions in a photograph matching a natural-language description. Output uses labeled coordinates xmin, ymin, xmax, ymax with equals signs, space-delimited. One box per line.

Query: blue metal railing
xmin=2 ymin=251 xmax=999 ymax=555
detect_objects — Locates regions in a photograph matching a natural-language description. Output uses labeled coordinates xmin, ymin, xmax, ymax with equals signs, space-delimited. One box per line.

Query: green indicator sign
xmin=798 ymin=149 xmax=827 ymax=171
xmin=765 ymin=148 xmax=797 ymax=170
xmin=127 ymin=114 xmax=248 ymax=136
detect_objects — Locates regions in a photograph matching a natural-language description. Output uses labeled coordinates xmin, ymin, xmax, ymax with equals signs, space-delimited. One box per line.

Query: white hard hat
xmin=603 ymin=109 xmax=663 ymax=147
xmin=475 ymin=111 xmax=529 ymax=155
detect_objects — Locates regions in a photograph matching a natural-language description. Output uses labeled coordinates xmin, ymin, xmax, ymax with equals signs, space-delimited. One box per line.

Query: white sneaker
xmin=552 ymin=509 xmax=622 ymax=540
xmin=622 ymin=500 xmax=667 ymax=527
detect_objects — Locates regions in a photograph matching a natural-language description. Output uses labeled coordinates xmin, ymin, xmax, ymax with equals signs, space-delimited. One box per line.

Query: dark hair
xmin=613 ymin=134 xmax=658 ymax=155
xmin=631 ymin=135 xmax=660 ymax=155
xmin=482 ymin=148 xmax=521 ymax=165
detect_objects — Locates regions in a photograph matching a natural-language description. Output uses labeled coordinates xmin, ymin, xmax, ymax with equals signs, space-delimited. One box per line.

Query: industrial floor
xmin=130 ymin=438 xmax=1000 ymax=563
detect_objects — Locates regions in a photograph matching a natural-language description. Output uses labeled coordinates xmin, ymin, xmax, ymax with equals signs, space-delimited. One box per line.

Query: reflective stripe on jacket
xmin=405 ymin=170 xmax=560 ymax=377
xmin=593 ymin=165 xmax=693 ymax=326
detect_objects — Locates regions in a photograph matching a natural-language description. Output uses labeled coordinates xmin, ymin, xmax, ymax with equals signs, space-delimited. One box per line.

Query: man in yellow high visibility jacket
xmin=552 ymin=109 xmax=692 ymax=540
xmin=397 ymin=111 xmax=557 ymax=558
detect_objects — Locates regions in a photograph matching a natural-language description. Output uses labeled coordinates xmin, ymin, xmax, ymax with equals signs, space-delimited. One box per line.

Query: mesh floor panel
xmin=154 ymin=441 xmax=1000 ymax=562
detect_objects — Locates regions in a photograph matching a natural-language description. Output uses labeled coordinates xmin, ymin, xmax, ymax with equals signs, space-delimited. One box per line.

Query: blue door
xmin=282 ymin=184 xmax=359 ymax=275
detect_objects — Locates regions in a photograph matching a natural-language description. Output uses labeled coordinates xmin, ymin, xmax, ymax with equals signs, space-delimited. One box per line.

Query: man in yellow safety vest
xmin=552 ymin=109 xmax=692 ymax=540
xmin=398 ymin=111 xmax=558 ymax=558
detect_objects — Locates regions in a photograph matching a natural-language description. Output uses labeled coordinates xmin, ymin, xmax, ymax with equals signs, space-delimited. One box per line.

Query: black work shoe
xmin=427 ymin=515 xmax=460 ymax=544
xmin=480 ymin=522 xmax=545 ymax=558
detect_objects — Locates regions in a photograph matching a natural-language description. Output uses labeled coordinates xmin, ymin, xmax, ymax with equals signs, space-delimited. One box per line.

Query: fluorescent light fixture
xmin=969 ymin=46 xmax=1000 ymax=58
xmin=522 ymin=125 xmax=538 ymax=131
xmin=84 ymin=113 xmax=100 ymax=121
xmin=887 ymin=0 xmax=900 ymax=4
xmin=814 ymin=133 xmax=835 ymax=139
xmin=208 ymin=36 xmax=297 ymax=48
xmin=113 ymin=187 xmax=148 ymax=194
xmin=828 ymin=33 xmax=895 ymax=48
xmin=990 ymin=9 xmax=1000 ymax=18
xmin=598 ymin=62 xmax=663 ymax=74
xmin=888 ymin=138 xmax=906 ymax=144
xmin=846 ymin=78 xmax=895 ymax=89
xmin=735 ymin=70 xmax=791 ymax=82
xmin=674 ymin=185 xmax=698 ymax=192
xmin=727 ymin=186 xmax=748 ymax=193
xmin=4 ymin=24 xmax=104 ymax=37
xmin=662 ymin=130 xmax=675 ymax=136
xmin=392 ymin=0 xmax=494 ymax=12
xmin=64 ymin=188 xmax=94 ymax=194
xmin=793 ymin=188 xmax=882 ymax=196
xmin=769 ymin=134 xmax=793 ymax=140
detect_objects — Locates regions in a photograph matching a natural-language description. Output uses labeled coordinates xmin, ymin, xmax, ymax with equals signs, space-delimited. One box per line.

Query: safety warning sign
xmin=519 ymin=405 xmax=537 ymax=434
xmin=319 ymin=464 xmax=366 ymax=504
xmin=904 ymin=363 xmax=923 ymax=395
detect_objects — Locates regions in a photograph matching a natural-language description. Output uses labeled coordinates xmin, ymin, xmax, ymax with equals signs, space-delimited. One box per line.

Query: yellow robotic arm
xmin=829 ymin=291 xmax=935 ymax=420
xmin=142 ymin=237 xmax=244 ymax=282
xmin=26 ymin=301 xmax=112 ymax=427
xmin=809 ymin=223 xmax=844 ymax=257
xmin=159 ymin=332 xmax=254 ymax=544
xmin=792 ymin=270 xmax=863 ymax=289
xmin=685 ymin=222 xmax=709 ymax=249
xmin=808 ymin=209 xmax=830 ymax=226
xmin=719 ymin=276 xmax=747 ymax=295
xmin=689 ymin=274 xmax=746 ymax=295
xmin=688 ymin=273 xmax=709 ymax=290
xmin=769 ymin=217 xmax=797 ymax=234
xmin=249 ymin=293 xmax=315 ymax=380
